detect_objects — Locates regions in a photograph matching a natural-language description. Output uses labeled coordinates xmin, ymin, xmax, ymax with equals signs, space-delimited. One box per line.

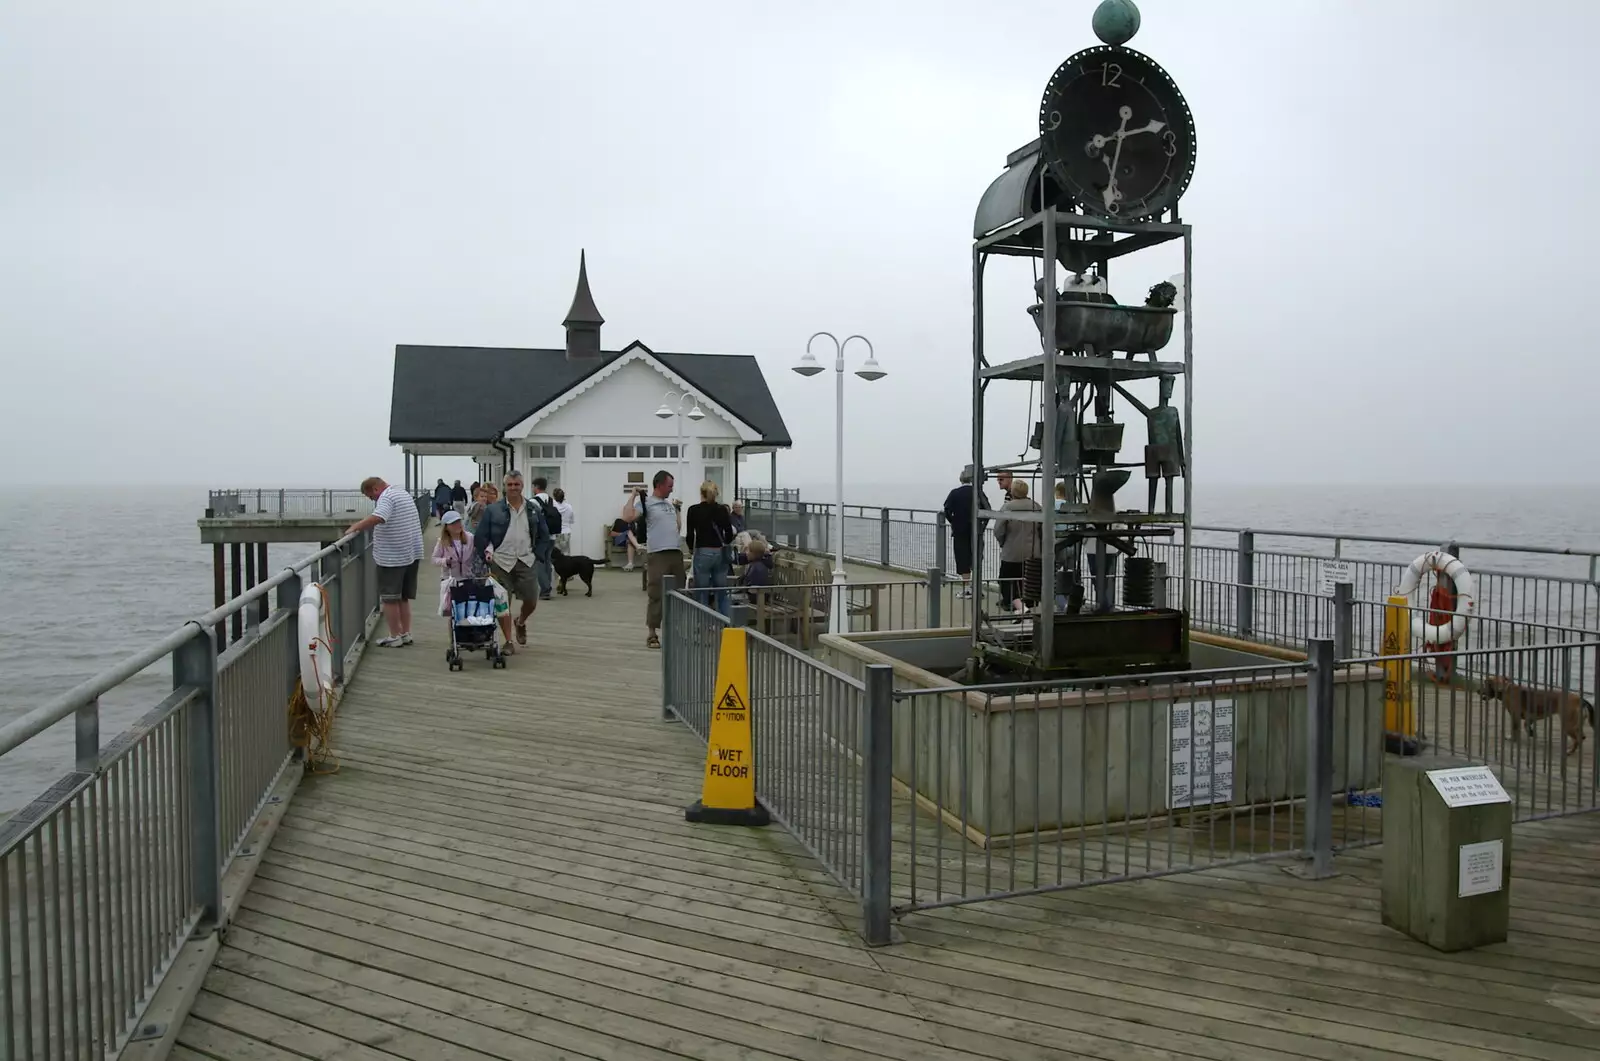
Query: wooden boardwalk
xmin=171 ymin=564 xmax=1600 ymax=1061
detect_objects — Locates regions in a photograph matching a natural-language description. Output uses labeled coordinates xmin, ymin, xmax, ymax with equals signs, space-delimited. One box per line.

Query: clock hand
xmin=1102 ymin=106 xmax=1132 ymax=210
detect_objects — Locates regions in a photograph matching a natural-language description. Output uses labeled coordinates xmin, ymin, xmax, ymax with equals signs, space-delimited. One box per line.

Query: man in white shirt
xmin=623 ymin=469 xmax=684 ymax=649
xmin=347 ymin=475 xmax=425 ymax=647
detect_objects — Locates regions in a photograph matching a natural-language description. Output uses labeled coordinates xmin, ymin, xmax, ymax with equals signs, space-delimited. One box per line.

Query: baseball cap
xmin=441 ymin=510 xmax=463 ymax=525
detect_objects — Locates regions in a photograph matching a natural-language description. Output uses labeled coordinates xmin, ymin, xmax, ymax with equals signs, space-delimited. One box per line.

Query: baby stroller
xmin=446 ymin=576 xmax=506 ymax=671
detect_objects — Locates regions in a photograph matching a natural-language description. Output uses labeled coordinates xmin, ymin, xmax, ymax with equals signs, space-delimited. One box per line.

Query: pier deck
xmin=173 ymin=566 xmax=1600 ymax=1061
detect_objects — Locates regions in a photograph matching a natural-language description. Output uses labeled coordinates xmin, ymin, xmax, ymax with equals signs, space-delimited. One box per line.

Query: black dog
xmin=551 ymin=548 xmax=595 ymax=597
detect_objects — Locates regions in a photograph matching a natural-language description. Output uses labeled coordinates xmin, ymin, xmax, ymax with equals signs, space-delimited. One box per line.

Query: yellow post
xmin=685 ymin=627 xmax=771 ymax=827
xmin=1382 ymin=595 xmax=1415 ymax=738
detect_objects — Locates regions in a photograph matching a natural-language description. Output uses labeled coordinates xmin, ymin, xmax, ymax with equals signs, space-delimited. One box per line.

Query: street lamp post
xmin=653 ymin=390 xmax=704 ymax=490
xmin=793 ymin=332 xmax=885 ymax=634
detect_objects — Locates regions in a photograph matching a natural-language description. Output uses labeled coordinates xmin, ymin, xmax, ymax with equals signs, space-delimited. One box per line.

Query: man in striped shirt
xmin=347 ymin=476 xmax=426 ymax=647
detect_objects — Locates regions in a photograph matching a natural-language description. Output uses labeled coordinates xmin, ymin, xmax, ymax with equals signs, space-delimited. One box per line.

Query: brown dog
xmin=1479 ymin=675 xmax=1595 ymax=756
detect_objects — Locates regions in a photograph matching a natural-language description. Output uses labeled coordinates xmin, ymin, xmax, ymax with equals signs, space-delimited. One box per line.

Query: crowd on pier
xmin=346 ymin=470 xmax=775 ymax=655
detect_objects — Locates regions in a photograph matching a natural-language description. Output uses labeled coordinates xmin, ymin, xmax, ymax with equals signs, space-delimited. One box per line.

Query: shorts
xmin=377 ymin=560 xmax=420 ymax=602
xmin=491 ymin=559 xmax=541 ymax=606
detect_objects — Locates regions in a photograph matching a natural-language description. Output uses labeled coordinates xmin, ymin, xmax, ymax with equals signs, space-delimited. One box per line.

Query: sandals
xmin=646 ymin=633 xmax=660 ymax=649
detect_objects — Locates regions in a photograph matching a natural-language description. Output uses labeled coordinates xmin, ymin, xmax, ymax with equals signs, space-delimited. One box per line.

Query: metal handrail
xmin=0 ymin=531 xmax=360 ymax=758
xmin=738 ymin=497 xmax=1600 ymax=561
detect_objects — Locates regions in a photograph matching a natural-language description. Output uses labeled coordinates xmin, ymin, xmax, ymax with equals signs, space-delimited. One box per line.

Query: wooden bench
xmin=741 ymin=555 xmax=880 ymax=647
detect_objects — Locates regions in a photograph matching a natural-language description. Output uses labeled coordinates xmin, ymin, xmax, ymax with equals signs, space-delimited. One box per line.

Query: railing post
xmin=1154 ymin=561 xmax=1169 ymax=609
xmin=926 ymin=567 xmax=942 ymax=629
xmin=1237 ymin=530 xmax=1255 ymax=639
xmin=278 ymin=487 xmax=286 ymax=516
xmin=278 ymin=569 xmax=304 ymax=753
xmin=798 ymin=503 xmax=809 ymax=552
xmin=1333 ymin=581 xmax=1354 ymax=659
xmin=862 ymin=663 xmax=894 ymax=946
xmin=319 ymin=548 xmax=345 ymax=685
xmin=879 ymin=508 xmax=890 ymax=567
xmin=175 ymin=623 xmax=223 ymax=932
xmin=75 ymin=696 xmax=100 ymax=775
xmin=1304 ymin=637 xmax=1335 ymax=880
xmin=935 ymin=512 xmax=948 ymax=575
xmin=661 ymin=575 xmax=678 ymax=722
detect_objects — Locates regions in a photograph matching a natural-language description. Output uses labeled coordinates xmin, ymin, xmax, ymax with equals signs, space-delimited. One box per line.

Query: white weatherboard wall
xmin=506 ymin=359 xmax=745 ymax=556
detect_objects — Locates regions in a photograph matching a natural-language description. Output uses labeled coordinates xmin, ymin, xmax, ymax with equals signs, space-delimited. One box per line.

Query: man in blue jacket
xmin=941 ymin=465 xmax=991 ymax=599
xmin=472 ymin=470 xmax=552 ymax=652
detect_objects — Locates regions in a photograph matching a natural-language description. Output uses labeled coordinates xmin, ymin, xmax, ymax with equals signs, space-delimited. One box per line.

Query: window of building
xmin=702 ymin=445 xmax=728 ymax=461
xmin=528 ymin=465 xmax=561 ymax=490
xmin=526 ymin=443 xmax=565 ymax=460
xmin=583 ymin=442 xmax=679 ymax=460
xmin=704 ymin=465 xmax=725 ymax=495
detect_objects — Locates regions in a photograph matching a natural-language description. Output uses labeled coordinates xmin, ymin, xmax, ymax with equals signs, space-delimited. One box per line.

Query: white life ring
xmin=297 ymin=582 xmax=335 ymax=704
xmin=1394 ymin=549 xmax=1475 ymax=645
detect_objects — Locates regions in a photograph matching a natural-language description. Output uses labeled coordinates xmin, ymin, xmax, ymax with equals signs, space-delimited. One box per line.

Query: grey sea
xmin=1 ymin=483 xmax=1596 ymax=817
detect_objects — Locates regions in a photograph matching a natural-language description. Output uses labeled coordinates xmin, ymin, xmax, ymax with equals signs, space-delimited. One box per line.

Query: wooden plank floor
xmin=174 ymin=564 xmax=1600 ymax=1061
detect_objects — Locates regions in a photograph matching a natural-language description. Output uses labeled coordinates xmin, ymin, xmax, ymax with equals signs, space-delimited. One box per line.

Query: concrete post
xmin=926 ymin=567 xmax=942 ymax=629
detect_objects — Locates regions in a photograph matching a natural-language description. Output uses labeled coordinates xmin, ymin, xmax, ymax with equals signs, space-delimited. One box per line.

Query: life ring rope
xmin=1394 ymin=549 xmax=1476 ymax=645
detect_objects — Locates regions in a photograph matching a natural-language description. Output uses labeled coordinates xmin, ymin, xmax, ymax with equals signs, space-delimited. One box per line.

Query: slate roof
xmin=388 ymin=343 xmax=792 ymax=448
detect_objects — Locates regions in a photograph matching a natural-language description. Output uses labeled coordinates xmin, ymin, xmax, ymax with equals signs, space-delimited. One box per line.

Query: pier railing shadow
xmin=0 ymin=531 xmax=381 ymax=1059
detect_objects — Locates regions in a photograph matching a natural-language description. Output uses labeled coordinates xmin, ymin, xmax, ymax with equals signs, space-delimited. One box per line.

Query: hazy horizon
xmin=5 ymin=1 xmax=1598 ymax=489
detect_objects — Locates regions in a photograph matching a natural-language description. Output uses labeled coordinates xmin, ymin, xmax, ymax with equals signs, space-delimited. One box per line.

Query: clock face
xmin=1039 ymin=46 xmax=1196 ymax=221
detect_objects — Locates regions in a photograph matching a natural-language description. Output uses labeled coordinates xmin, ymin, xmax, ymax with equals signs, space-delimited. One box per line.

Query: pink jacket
xmin=431 ymin=533 xmax=476 ymax=578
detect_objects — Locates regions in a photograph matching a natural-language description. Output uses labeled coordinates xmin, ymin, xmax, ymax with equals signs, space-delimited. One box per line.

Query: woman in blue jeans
xmin=685 ymin=481 xmax=736 ymax=617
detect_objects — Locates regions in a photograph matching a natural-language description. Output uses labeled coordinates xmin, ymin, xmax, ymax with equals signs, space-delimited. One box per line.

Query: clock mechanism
xmin=1038 ymin=45 xmax=1196 ymax=221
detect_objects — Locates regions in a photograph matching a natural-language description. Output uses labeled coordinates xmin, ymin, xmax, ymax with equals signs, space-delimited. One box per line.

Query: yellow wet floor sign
xmin=685 ymin=628 xmax=771 ymax=827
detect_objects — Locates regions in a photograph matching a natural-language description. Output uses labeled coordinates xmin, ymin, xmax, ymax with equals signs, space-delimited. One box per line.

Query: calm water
xmin=1 ymin=483 xmax=1596 ymax=816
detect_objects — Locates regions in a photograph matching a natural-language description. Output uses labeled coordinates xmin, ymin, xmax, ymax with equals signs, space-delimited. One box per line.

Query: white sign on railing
xmin=1319 ymin=559 xmax=1355 ymax=595
xmin=1170 ymin=699 xmax=1235 ymax=809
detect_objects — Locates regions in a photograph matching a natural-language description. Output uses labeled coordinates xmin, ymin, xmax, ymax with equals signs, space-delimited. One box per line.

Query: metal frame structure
xmin=969 ymin=205 xmax=1193 ymax=671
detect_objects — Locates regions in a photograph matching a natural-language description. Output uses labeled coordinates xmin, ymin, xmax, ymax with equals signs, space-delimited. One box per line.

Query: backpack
xmin=539 ymin=496 xmax=562 ymax=535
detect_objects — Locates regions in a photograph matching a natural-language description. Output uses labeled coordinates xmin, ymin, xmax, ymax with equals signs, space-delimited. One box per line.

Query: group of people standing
xmin=620 ymin=471 xmax=769 ymax=648
xmin=351 ymin=467 xmax=773 ymax=656
xmin=941 ymin=465 xmax=1059 ymax=612
xmin=351 ymin=471 xmax=574 ymax=655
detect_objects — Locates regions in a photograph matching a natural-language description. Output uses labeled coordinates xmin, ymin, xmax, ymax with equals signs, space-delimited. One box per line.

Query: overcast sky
xmin=3 ymin=0 xmax=1596 ymax=491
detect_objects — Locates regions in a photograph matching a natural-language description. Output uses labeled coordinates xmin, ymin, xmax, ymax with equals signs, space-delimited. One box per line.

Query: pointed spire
xmin=563 ymin=249 xmax=605 ymax=327
xmin=563 ymin=249 xmax=605 ymax=361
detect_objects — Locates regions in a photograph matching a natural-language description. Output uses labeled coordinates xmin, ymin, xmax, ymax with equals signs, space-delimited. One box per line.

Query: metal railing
xmin=206 ymin=487 xmax=374 ymax=519
xmin=660 ymin=582 xmax=894 ymax=944
xmin=1327 ymin=640 xmax=1600 ymax=851
xmin=889 ymin=655 xmax=1342 ymax=913
xmin=0 ymin=531 xmax=381 ymax=1059
xmin=741 ymin=498 xmax=1600 ymax=650
xmin=665 ymin=550 xmax=1600 ymax=936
